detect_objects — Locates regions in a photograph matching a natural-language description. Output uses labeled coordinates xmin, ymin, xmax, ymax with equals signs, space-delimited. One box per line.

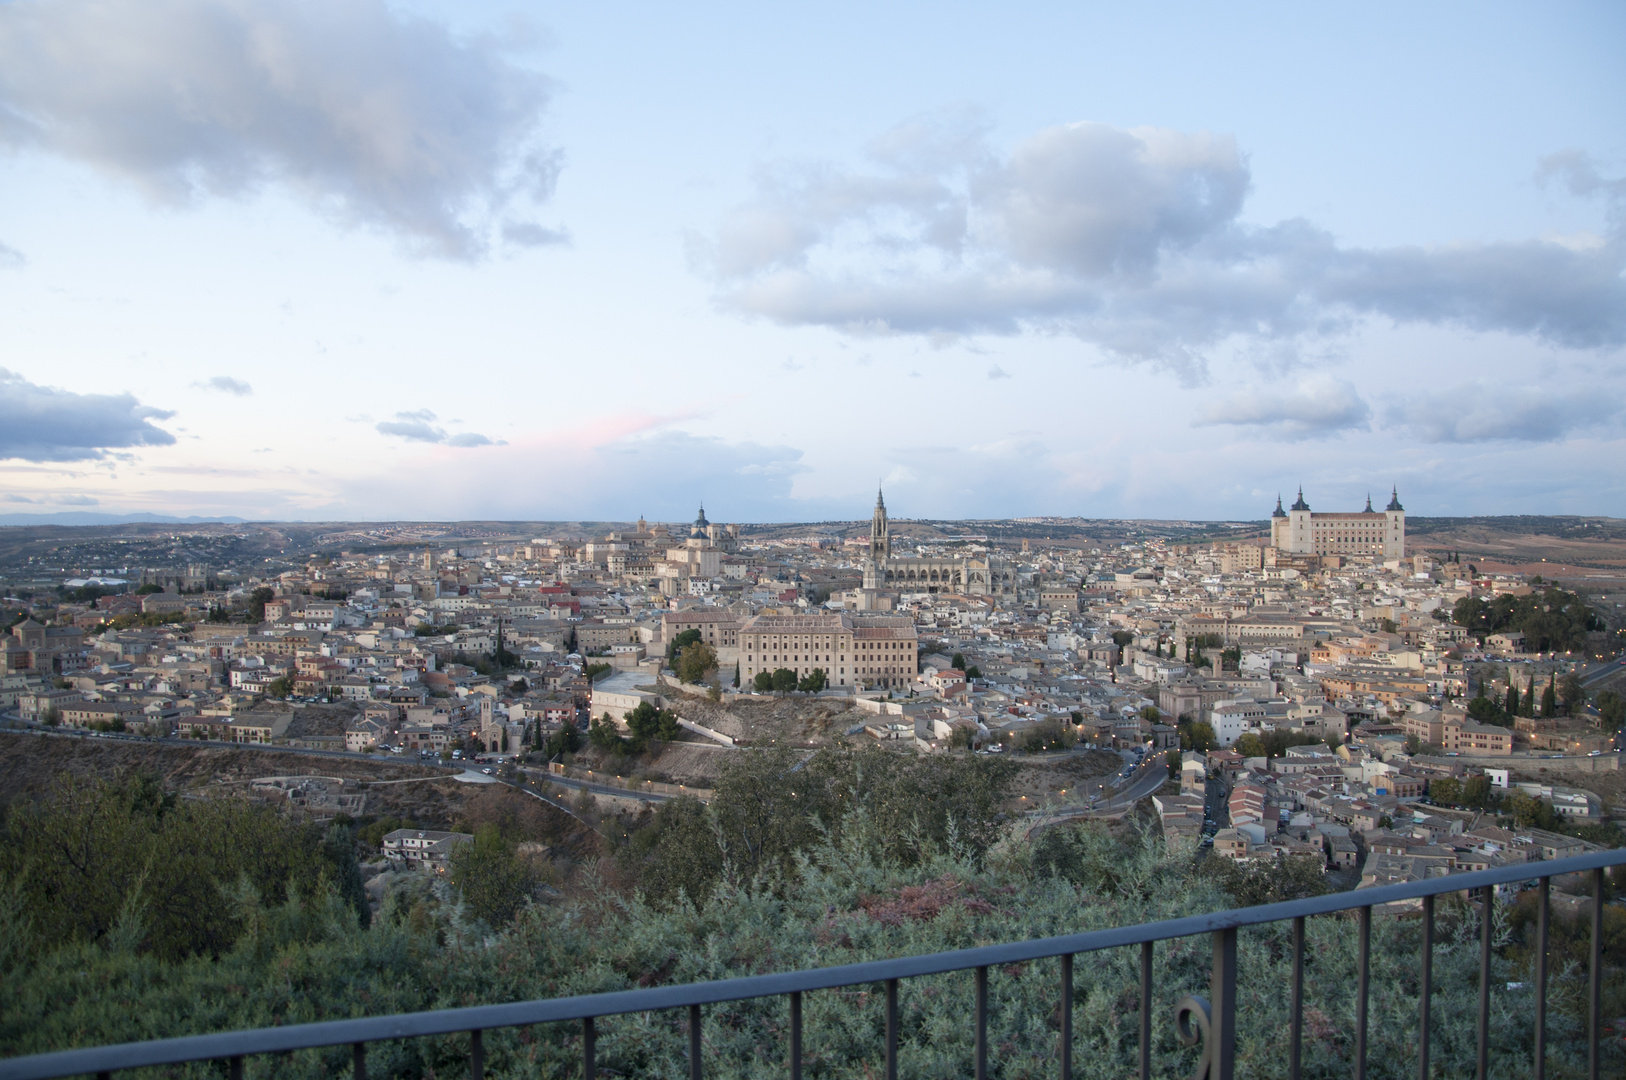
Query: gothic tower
xmin=869 ymin=487 xmax=890 ymax=563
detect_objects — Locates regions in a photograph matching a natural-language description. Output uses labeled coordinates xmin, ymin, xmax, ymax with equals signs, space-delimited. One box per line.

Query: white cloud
xmin=193 ymin=375 xmax=253 ymax=396
xmin=0 ymin=0 xmax=559 ymax=259
xmin=0 ymin=368 xmax=175 ymax=461
xmin=375 ymin=409 xmax=498 ymax=447
xmin=1387 ymin=383 xmax=1622 ymax=444
xmin=699 ymin=118 xmax=1626 ymax=381
xmin=987 ymin=365 xmax=1011 ymax=380
xmin=1195 ymin=377 xmax=1372 ymax=440
xmin=0 ymin=240 xmax=22 ymax=268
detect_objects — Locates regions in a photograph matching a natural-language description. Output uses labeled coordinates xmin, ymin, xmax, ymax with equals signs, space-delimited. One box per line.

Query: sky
xmin=0 ymin=0 xmax=1623 ymax=525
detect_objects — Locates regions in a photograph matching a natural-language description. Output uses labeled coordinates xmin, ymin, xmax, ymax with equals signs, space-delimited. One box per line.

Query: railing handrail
xmin=1 ymin=847 xmax=1621 ymax=1080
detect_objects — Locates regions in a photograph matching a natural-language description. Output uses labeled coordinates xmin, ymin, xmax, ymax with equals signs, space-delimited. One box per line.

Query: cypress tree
xmin=1541 ymin=674 xmax=1557 ymax=718
xmin=1522 ymin=679 xmax=1536 ymax=718
xmin=1504 ymin=683 xmax=1519 ymax=718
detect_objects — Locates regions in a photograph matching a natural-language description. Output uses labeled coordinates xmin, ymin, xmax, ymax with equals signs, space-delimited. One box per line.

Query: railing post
xmin=1139 ymin=940 xmax=1152 ymax=1080
xmin=352 ymin=1043 xmax=366 ymax=1080
xmin=1419 ymin=894 xmax=1433 ymax=1080
xmin=789 ymin=991 xmax=802 ymax=1080
xmin=689 ymin=1003 xmax=703 ymax=1080
xmin=1478 ymin=886 xmax=1492 ymax=1080
xmin=583 ymin=1016 xmax=595 ymax=1080
xmin=973 ymin=966 xmax=987 ymax=1080
xmin=1059 ymin=954 xmax=1073 ymax=1080
xmin=1590 ymin=867 xmax=1603 ymax=1080
xmin=1291 ymin=916 xmax=1304 ymax=1080
xmin=230 ymin=1056 xmax=243 ymax=1080
xmin=886 ymin=978 xmax=900 ymax=1080
xmin=470 ymin=1029 xmax=483 ymax=1080
xmin=1535 ymin=878 xmax=1548 ymax=1080
xmin=1210 ymin=927 xmax=1236 ymax=1080
xmin=1356 ymin=905 xmax=1370 ymax=1080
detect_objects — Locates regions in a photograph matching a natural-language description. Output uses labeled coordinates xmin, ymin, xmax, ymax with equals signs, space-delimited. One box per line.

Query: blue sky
xmin=0 ymin=0 xmax=1622 ymax=523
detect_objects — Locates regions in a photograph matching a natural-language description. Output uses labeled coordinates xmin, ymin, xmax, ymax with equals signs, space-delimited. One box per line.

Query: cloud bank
xmin=697 ymin=118 xmax=1626 ymax=381
xmin=1196 ymin=376 xmax=1372 ymax=439
xmin=0 ymin=0 xmax=560 ymax=259
xmin=1388 ymin=383 xmax=1622 ymax=444
xmin=0 ymin=368 xmax=176 ymax=461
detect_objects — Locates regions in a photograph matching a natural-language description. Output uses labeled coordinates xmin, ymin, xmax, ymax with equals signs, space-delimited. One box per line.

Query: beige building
xmin=739 ymin=611 xmax=919 ymax=690
xmin=1270 ymin=488 xmax=1405 ymax=559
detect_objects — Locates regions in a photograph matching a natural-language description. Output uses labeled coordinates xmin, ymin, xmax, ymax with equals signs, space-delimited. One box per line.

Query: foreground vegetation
xmin=1 ymin=761 xmax=1622 ymax=1079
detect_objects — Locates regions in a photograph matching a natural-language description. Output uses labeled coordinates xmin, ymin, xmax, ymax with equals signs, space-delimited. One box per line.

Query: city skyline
xmin=1 ymin=1 xmax=1623 ymax=524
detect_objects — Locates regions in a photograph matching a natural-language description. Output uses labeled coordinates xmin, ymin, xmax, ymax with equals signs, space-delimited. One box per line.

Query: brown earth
xmin=660 ymin=685 xmax=859 ymax=746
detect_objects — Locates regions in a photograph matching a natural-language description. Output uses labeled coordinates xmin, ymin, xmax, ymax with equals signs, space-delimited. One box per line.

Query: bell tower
xmin=869 ymin=486 xmax=890 ymax=563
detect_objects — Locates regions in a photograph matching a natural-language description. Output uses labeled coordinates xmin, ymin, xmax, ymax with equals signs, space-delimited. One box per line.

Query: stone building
xmin=1270 ymin=488 xmax=1405 ymax=559
xmin=739 ymin=611 xmax=918 ymax=690
xmin=860 ymin=489 xmax=1014 ymax=596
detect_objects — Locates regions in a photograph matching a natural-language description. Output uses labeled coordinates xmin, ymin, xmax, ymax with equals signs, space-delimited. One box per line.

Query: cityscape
xmin=2 ymin=2 xmax=1624 ymax=1079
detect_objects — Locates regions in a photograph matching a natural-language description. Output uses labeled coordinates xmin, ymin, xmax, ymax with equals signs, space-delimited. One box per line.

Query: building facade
xmin=739 ymin=611 xmax=919 ymax=690
xmin=1270 ymin=488 xmax=1405 ymax=559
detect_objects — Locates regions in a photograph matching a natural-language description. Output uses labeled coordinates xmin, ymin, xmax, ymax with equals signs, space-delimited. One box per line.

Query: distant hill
xmin=0 ymin=512 xmax=246 ymax=527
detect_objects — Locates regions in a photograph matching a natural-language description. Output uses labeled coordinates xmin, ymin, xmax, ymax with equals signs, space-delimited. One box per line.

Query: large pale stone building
xmin=1270 ymin=488 xmax=1405 ymax=559
xmin=860 ymin=489 xmax=1014 ymax=596
xmin=739 ymin=611 xmax=918 ymax=690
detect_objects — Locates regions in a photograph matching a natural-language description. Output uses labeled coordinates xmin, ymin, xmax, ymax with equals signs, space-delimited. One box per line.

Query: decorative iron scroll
xmin=1175 ymin=995 xmax=1212 ymax=1080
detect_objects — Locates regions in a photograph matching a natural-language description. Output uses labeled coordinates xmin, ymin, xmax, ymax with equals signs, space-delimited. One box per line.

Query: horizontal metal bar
xmin=3 ymin=847 xmax=1622 ymax=1080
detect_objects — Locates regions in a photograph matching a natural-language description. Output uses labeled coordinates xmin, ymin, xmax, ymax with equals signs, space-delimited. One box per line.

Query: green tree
xmin=1179 ymin=720 xmax=1216 ymax=752
xmin=797 ymin=668 xmax=827 ymax=693
xmin=1234 ymin=733 xmax=1268 ymax=759
xmin=544 ymin=723 xmax=581 ymax=759
xmin=771 ymin=668 xmax=797 ymax=693
xmin=266 ymin=675 xmax=294 ymax=699
xmin=134 ymin=583 xmax=164 ymax=596
xmin=666 ymin=629 xmax=702 ymax=664
xmin=624 ymin=701 xmax=680 ymax=751
xmin=752 ymin=671 xmax=773 ymax=692
xmin=448 ymin=824 xmax=537 ymax=927
xmin=950 ymin=652 xmax=966 ymax=671
xmin=246 ymin=586 xmax=275 ymax=622
xmin=1558 ymin=671 xmax=1585 ymax=715
xmin=1429 ymin=777 xmax=1463 ymax=806
xmin=1521 ymin=680 xmax=1536 ymax=718
xmin=1541 ymin=674 xmax=1557 ymax=718
xmin=1599 ymin=690 xmax=1626 ymax=730
xmin=677 ymin=642 xmax=718 ymax=685
xmin=1504 ymin=683 xmax=1519 ymax=719
xmin=964 ymin=664 xmax=981 ymax=680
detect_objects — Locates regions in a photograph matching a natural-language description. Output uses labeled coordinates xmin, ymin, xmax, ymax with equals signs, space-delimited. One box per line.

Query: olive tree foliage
xmin=1 ymin=795 xmax=1620 ymax=1079
xmin=617 ymin=746 xmax=1019 ymax=909
xmin=447 ymin=825 xmax=539 ymax=928
xmin=0 ymin=772 xmax=363 ymax=963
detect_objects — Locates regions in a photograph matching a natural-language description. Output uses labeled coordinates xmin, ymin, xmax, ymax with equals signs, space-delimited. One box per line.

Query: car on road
xmin=481 ymin=767 xmax=494 ymax=775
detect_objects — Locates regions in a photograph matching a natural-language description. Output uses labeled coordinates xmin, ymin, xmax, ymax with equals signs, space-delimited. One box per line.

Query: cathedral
xmin=860 ymin=489 xmax=1014 ymax=596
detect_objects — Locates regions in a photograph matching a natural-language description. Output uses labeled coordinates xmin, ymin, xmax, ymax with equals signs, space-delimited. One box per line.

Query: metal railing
xmin=2 ymin=848 xmax=1622 ymax=1080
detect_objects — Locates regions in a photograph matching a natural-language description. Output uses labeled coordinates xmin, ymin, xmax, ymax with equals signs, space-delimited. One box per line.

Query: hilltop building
xmin=739 ymin=611 xmax=918 ymax=690
xmin=1270 ymin=488 xmax=1405 ymax=559
xmin=861 ymin=489 xmax=1014 ymax=596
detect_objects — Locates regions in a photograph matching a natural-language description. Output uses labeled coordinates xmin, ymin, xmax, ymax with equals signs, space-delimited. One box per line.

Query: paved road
xmin=1577 ymin=654 xmax=1626 ymax=689
xmin=516 ymin=765 xmax=674 ymax=804
xmin=1024 ymin=749 xmax=1172 ymax=834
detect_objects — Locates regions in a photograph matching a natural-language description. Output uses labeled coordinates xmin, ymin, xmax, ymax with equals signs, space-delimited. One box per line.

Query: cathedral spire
xmin=1364 ymin=493 xmax=1373 ymax=513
